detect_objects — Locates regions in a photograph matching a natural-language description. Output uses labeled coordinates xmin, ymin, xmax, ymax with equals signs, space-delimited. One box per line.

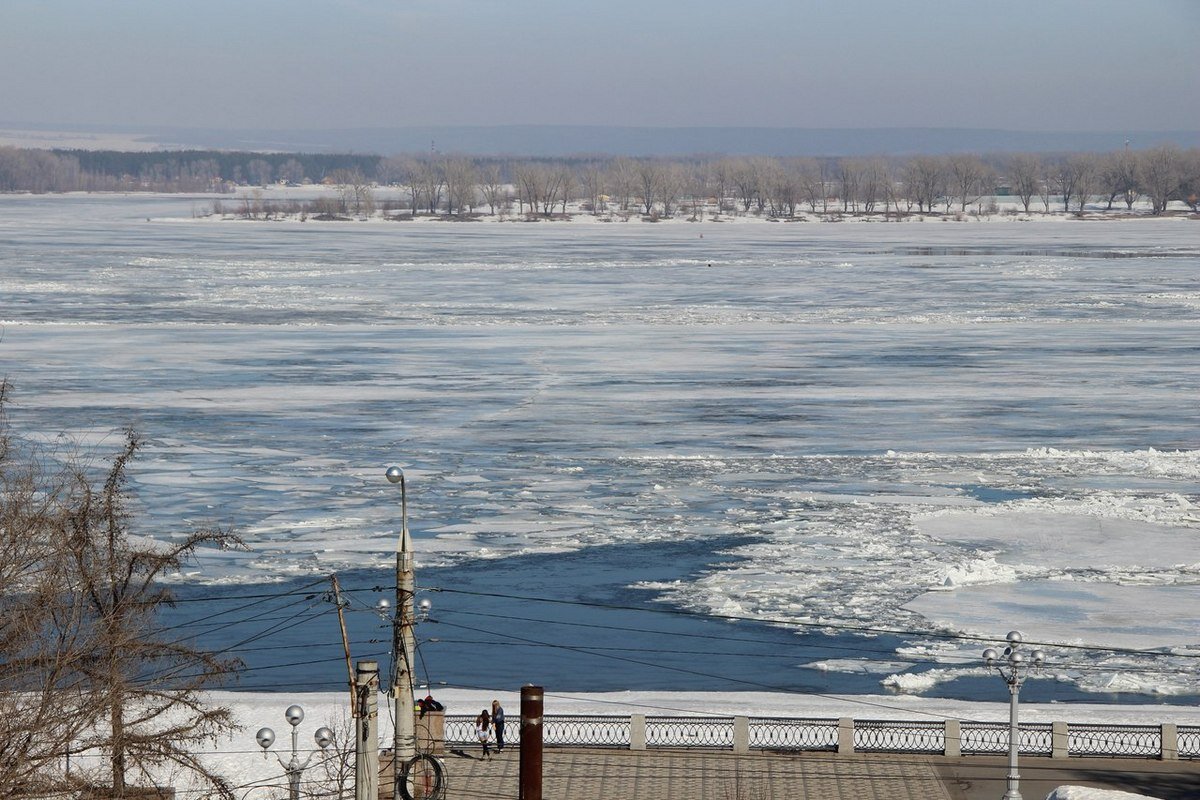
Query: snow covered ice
xmin=2 ymin=193 xmax=1199 ymax=699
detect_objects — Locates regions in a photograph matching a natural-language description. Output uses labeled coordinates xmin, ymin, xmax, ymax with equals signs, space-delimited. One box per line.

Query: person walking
xmin=475 ymin=709 xmax=492 ymax=761
xmin=491 ymin=700 xmax=506 ymax=752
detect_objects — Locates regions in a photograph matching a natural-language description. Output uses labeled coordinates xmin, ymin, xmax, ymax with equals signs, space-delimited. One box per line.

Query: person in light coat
xmin=475 ymin=709 xmax=493 ymax=761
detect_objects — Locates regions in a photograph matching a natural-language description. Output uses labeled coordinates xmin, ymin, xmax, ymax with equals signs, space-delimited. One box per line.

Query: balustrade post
xmin=733 ymin=717 xmax=749 ymax=754
xmin=1052 ymin=721 xmax=1069 ymax=759
xmin=944 ymin=719 xmax=961 ymax=757
xmin=837 ymin=718 xmax=855 ymax=755
xmin=1161 ymin=723 xmax=1178 ymax=761
xmin=629 ymin=714 xmax=646 ymax=751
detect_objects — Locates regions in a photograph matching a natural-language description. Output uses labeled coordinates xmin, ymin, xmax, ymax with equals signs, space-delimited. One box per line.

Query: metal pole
xmin=519 ymin=685 xmax=543 ymax=800
xmin=387 ymin=466 xmax=417 ymax=800
xmin=1005 ymin=677 xmax=1022 ymax=800
xmin=287 ymin=752 xmax=300 ymax=800
xmin=289 ymin=718 xmax=302 ymax=800
xmin=356 ymin=661 xmax=380 ymax=800
xmin=983 ymin=634 xmax=1042 ymax=800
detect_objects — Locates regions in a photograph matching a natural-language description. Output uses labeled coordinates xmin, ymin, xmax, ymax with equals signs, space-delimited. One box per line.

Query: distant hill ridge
xmin=4 ymin=122 xmax=1198 ymax=157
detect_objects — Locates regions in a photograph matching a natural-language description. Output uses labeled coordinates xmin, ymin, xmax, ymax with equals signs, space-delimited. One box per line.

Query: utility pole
xmin=355 ymin=661 xmax=380 ymax=800
xmin=386 ymin=465 xmax=417 ymax=799
xmin=331 ymin=575 xmax=355 ymax=715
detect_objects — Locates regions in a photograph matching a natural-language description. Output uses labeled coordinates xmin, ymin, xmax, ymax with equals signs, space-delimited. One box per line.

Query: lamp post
xmin=255 ymin=704 xmax=334 ymax=800
xmin=982 ymin=631 xmax=1044 ymax=800
xmin=386 ymin=465 xmax=417 ymax=798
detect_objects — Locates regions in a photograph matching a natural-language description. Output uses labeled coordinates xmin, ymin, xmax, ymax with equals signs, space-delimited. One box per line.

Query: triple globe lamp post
xmin=982 ymin=630 xmax=1045 ymax=800
xmin=255 ymin=704 xmax=334 ymax=800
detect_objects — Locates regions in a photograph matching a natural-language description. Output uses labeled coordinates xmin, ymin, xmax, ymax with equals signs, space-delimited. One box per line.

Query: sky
xmin=2 ymin=0 xmax=1198 ymax=133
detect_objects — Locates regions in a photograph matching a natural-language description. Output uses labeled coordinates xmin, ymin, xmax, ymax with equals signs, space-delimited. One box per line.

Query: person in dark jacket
xmin=491 ymin=699 xmax=506 ymax=751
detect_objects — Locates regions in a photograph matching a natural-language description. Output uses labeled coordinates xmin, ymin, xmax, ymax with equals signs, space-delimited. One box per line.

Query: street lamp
xmin=982 ymin=631 xmax=1045 ymax=800
xmin=386 ymin=465 xmax=417 ymax=799
xmin=255 ymin=704 xmax=334 ymax=800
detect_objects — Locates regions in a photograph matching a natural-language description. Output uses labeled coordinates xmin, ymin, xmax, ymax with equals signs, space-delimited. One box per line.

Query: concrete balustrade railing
xmin=440 ymin=714 xmax=1200 ymax=760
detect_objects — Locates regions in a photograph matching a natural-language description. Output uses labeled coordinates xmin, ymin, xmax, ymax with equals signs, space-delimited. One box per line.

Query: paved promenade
xmin=385 ymin=746 xmax=1200 ymax=799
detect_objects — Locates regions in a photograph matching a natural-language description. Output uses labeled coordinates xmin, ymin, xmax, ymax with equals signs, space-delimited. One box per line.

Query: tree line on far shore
xmin=0 ymin=148 xmax=381 ymax=194
xmin=2 ymin=144 xmax=1198 ymax=218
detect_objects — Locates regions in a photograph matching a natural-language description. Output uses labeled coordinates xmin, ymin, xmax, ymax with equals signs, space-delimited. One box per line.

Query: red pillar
xmin=519 ymin=685 xmax=543 ymax=800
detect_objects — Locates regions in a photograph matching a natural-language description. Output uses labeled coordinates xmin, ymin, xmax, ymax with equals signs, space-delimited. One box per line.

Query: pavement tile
xmin=382 ymin=748 xmax=1200 ymax=800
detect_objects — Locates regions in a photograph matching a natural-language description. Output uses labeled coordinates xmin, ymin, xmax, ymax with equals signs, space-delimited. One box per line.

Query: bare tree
xmin=948 ymin=154 xmax=989 ymax=212
xmin=537 ymin=164 xmax=564 ymax=216
xmin=477 ymin=163 xmax=507 ymax=216
xmin=703 ymin=159 xmax=732 ymax=217
xmin=416 ymin=160 xmax=444 ymax=214
xmin=0 ymin=385 xmax=102 ymax=797
xmin=764 ymin=158 xmax=800 ymax=218
xmin=405 ymin=160 xmax=426 ymax=217
xmin=879 ymin=159 xmax=906 ymax=216
xmin=511 ymin=161 xmax=541 ymax=216
xmin=277 ymin=158 xmax=307 ymax=186
xmin=68 ymin=430 xmax=243 ymax=797
xmin=635 ymin=159 xmax=662 ymax=215
xmin=375 ymin=156 xmax=406 ymax=187
xmin=508 ymin=161 xmax=567 ymax=217
xmin=377 ymin=157 xmax=423 ymax=216
xmin=0 ymin=147 xmax=83 ymax=192
xmin=306 ymin=712 xmax=354 ymax=799
xmin=552 ymin=163 xmax=575 ymax=215
xmin=328 ymin=169 xmax=374 ymax=216
xmin=1047 ymin=156 xmax=1083 ymax=212
xmin=1138 ymin=144 xmax=1183 ymax=215
xmin=1182 ymin=149 xmax=1200 ymax=212
xmin=606 ymin=158 xmax=637 ymax=213
xmin=442 ymin=158 xmax=477 ymax=216
xmin=246 ymin=159 xmax=273 ymax=187
xmin=577 ymin=162 xmax=606 ymax=215
xmin=835 ymin=159 xmax=862 ymax=213
xmin=1 ymin=393 xmax=243 ymax=798
xmin=903 ymin=156 xmax=945 ymax=214
xmin=1070 ymin=153 xmax=1097 ymax=213
xmin=682 ymin=163 xmax=710 ymax=220
xmin=796 ymin=158 xmax=825 ymax=213
xmin=1098 ymin=149 xmax=1140 ymax=211
xmin=729 ymin=157 xmax=763 ymax=213
xmin=657 ymin=163 xmax=686 ymax=217
xmin=1006 ymin=153 xmax=1041 ymax=214
xmin=856 ymin=158 xmax=889 ymax=215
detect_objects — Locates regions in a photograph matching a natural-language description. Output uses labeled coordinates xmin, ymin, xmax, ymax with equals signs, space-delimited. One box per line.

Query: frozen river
xmin=2 ymin=193 xmax=1198 ymax=701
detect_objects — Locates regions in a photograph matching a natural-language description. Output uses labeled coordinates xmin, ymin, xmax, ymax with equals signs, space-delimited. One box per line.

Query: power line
xmin=432 ymin=635 xmax=1200 ymax=748
xmin=426 ymin=584 xmax=1200 ymax=661
xmin=130 ymin=599 xmax=337 ymax=688
xmin=433 ymin=618 xmax=971 ymax=723
xmin=426 ymin=630 xmax=1200 ymax=679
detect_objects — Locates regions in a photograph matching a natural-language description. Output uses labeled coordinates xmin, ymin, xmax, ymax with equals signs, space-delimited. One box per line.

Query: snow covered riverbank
xmin=94 ymin=689 xmax=1200 ymax=797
